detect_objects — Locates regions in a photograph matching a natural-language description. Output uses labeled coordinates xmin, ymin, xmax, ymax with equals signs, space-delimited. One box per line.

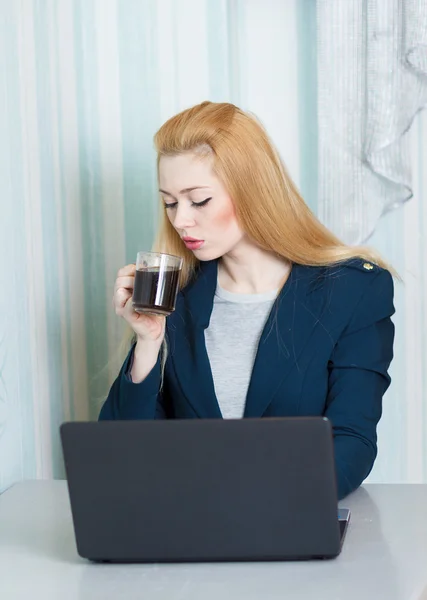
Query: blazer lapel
xmin=244 ymin=264 xmax=332 ymax=418
xmin=168 ymin=260 xmax=222 ymax=418
xmin=168 ymin=260 xmax=333 ymax=420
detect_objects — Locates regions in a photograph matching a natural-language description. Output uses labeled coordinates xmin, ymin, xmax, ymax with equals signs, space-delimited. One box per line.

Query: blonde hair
xmin=153 ymin=101 xmax=394 ymax=284
xmin=118 ymin=101 xmax=396 ymax=377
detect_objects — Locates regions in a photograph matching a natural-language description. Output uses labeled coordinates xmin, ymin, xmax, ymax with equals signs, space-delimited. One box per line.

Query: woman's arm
xmin=98 ymin=343 xmax=169 ymax=420
xmin=325 ymin=268 xmax=395 ymax=499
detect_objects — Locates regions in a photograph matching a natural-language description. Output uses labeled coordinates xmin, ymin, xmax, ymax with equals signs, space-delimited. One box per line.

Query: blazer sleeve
xmin=98 ymin=345 xmax=168 ymax=420
xmin=325 ymin=268 xmax=395 ymax=499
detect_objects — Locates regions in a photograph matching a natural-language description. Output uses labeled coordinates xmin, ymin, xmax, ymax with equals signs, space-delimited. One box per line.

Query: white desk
xmin=0 ymin=482 xmax=426 ymax=600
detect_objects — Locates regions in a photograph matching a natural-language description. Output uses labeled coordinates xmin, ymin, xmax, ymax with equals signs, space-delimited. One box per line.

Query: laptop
xmin=60 ymin=417 xmax=350 ymax=563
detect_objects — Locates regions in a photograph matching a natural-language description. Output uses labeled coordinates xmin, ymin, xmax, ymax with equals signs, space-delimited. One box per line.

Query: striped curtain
xmin=1 ymin=0 xmax=426 ymax=491
xmin=0 ymin=0 xmax=305 ymax=488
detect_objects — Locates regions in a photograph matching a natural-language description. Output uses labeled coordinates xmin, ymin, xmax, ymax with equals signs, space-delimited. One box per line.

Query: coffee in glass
xmin=132 ymin=252 xmax=183 ymax=316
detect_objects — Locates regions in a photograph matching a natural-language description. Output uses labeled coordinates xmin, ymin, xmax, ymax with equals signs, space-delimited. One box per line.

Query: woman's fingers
xmin=113 ymin=267 xmax=136 ymax=311
xmin=117 ymin=264 xmax=136 ymax=277
xmin=114 ymin=276 xmax=135 ymax=293
xmin=114 ymin=288 xmax=132 ymax=312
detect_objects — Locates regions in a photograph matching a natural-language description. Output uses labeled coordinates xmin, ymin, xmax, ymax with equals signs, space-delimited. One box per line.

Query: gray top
xmin=204 ymin=285 xmax=278 ymax=419
xmin=1 ymin=481 xmax=427 ymax=599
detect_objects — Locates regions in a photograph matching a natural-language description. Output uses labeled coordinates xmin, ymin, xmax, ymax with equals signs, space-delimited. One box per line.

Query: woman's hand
xmin=113 ymin=264 xmax=166 ymax=344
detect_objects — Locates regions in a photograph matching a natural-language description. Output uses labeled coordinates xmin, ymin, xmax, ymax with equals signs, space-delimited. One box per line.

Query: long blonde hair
xmin=117 ymin=101 xmax=396 ymax=377
xmin=153 ymin=101 xmax=393 ymax=286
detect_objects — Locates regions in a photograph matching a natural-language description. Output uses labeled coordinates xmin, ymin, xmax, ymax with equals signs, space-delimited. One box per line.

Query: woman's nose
xmin=172 ymin=204 xmax=196 ymax=230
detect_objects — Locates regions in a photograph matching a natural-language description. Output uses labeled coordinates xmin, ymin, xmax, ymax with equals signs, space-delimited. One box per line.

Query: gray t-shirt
xmin=204 ymin=284 xmax=278 ymax=419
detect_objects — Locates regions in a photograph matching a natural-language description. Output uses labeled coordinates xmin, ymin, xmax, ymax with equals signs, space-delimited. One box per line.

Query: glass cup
xmin=132 ymin=252 xmax=183 ymax=316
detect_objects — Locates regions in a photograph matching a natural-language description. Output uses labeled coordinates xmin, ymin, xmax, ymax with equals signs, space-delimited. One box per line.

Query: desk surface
xmin=1 ymin=482 xmax=427 ymax=600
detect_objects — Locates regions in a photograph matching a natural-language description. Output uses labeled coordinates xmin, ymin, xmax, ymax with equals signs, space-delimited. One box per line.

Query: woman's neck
xmin=218 ymin=240 xmax=292 ymax=294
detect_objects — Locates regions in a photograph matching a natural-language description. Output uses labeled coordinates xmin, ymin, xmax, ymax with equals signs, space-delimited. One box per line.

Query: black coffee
xmin=133 ymin=267 xmax=180 ymax=316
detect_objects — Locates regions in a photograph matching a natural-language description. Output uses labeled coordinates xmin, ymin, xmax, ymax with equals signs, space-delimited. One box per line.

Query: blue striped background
xmin=0 ymin=0 xmax=426 ymax=490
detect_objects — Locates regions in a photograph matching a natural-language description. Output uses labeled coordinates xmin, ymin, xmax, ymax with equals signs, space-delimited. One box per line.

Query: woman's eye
xmin=164 ymin=197 xmax=211 ymax=210
xmin=192 ymin=197 xmax=212 ymax=208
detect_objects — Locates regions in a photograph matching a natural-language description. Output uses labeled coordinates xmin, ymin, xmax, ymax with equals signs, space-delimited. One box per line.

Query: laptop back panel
xmin=60 ymin=418 xmax=341 ymax=562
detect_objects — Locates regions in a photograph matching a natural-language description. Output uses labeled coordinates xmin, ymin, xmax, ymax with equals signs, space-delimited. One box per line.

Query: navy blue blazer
xmin=99 ymin=258 xmax=395 ymax=499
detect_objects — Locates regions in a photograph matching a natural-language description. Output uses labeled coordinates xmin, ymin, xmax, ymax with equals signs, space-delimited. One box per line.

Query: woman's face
xmin=159 ymin=153 xmax=245 ymax=261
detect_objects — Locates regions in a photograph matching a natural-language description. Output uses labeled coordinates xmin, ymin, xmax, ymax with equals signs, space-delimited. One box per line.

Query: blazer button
xmin=363 ymin=262 xmax=374 ymax=270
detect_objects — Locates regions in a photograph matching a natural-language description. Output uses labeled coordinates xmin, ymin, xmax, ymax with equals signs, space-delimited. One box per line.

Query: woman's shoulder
xmin=320 ymin=257 xmax=389 ymax=274
xmin=317 ymin=258 xmax=393 ymax=295
xmin=307 ymin=258 xmax=393 ymax=287
xmin=311 ymin=259 xmax=395 ymax=322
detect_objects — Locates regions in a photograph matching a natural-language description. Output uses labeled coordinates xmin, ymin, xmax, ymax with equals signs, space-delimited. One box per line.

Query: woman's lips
xmin=183 ymin=238 xmax=204 ymax=250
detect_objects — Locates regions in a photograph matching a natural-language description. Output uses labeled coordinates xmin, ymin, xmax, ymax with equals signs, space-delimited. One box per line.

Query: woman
xmin=99 ymin=101 xmax=395 ymax=500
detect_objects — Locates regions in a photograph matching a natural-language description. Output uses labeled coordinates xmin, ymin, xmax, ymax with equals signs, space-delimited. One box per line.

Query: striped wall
xmin=0 ymin=0 xmax=426 ymax=491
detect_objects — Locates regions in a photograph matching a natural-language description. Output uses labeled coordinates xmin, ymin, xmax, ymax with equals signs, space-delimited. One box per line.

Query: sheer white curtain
xmin=317 ymin=0 xmax=427 ymax=244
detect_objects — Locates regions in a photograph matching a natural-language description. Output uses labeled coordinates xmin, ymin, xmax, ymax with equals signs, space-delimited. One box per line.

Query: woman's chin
xmin=192 ymin=246 xmax=222 ymax=262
